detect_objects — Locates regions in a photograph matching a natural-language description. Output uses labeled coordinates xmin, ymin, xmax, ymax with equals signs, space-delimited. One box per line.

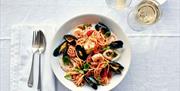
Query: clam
xmin=103 ymin=49 xmax=120 ymax=61
xmin=63 ymin=34 xmax=77 ymax=46
xmin=84 ymin=76 xmax=99 ymax=90
xmin=109 ymin=40 xmax=123 ymax=49
xmin=95 ymin=22 xmax=111 ymax=37
xmin=76 ymin=45 xmax=88 ymax=60
xmin=109 ymin=61 xmax=124 ymax=74
xmin=53 ymin=41 xmax=68 ymax=57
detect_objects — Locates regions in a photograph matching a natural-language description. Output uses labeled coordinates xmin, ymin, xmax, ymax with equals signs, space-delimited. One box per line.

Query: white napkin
xmin=10 ymin=24 xmax=58 ymax=91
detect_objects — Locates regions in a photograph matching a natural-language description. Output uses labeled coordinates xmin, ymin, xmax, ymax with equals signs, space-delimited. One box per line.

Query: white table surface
xmin=0 ymin=0 xmax=180 ymax=91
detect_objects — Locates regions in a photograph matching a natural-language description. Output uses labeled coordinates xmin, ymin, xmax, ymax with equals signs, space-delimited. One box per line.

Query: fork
xmin=28 ymin=30 xmax=39 ymax=87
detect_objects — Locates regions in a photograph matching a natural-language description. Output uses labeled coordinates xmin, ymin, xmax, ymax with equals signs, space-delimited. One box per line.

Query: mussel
xmin=109 ymin=40 xmax=123 ymax=49
xmin=69 ymin=40 xmax=76 ymax=46
xmin=63 ymin=34 xmax=77 ymax=46
xmin=84 ymin=76 xmax=99 ymax=90
xmin=109 ymin=61 xmax=124 ymax=74
xmin=53 ymin=41 xmax=68 ymax=57
xmin=95 ymin=22 xmax=111 ymax=37
xmin=76 ymin=45 xmax=88 ymax=60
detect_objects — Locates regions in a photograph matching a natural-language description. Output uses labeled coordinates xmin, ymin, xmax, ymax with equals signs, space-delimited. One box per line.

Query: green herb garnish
xmin=74 ymin=67 xmax=84 ymax=74
xmin=103 ymin=46 xmax=110 ymax=51
xmin=83 ymin=63 xmax=90 ymax=71
xmin=64 ymin=74 xmax=72 ymax=80
xmin=82 ymin=24 xmax=91 ymax=30
xmin=63 ymin=55 xmax=71 ymax=65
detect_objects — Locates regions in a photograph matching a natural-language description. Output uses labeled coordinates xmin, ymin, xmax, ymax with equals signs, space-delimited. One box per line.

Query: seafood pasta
xmin=53 ymin=22 xmax=124 ymax=90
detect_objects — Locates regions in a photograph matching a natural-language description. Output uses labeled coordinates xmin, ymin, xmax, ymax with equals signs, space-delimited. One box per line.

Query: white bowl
xmin=50 ymin=14 xmax=131 ymax=91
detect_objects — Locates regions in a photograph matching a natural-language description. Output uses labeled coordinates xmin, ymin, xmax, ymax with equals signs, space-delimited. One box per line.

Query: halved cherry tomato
xmin=86 ymin=30 xmax=94 ymax=36
xmin=93 ymin=43 xmax=100 ymax=54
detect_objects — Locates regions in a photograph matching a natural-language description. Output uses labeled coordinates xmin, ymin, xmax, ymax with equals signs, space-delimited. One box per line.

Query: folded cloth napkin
xmin=10 ymin=24 xmax=58 ymax=91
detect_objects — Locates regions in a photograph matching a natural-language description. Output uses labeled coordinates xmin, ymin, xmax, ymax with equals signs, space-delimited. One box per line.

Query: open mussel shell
xmin=109 ymin=61 xmax=124 ymax=74
xmin=95 ymin=22 xmax=111 ymax=37
xmin=109 ymin=40 xmax=123 ymax=49
xmin=63 ymin=34 xmax=77 ymax=46
xmin=84 ymin=76 xmax=98 ymax=90
xmin=69 ymin=40 xmax=76 ymax=46
xmin=53 ymin=41 xmax=68 ymax=57
xmin=76 ymin=45 xmax=88 ymax=60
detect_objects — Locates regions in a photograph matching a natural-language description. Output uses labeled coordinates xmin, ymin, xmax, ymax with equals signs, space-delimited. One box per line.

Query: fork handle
xmin=37 ymin=54 xmax=42 ymax=91
xmin=28 ymin=53 xmax=35 ymax=87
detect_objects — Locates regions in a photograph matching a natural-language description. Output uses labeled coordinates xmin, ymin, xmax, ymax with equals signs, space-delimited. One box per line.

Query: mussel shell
xmin=84 ymin=76 xmax=98 ymax=90
xmin=63 ymin=34 xmax=77 ymax=45
xmin=109 ymin=40 xmax=123 ymax=49
xmin=53 ymin=41 xmax=68 ymax=57
xmin=76 ymin=45 xmax=88 ymax=60
xmin=109 ymin=61 xmax=124 ymax=74
xmin=69 ymin=40 xmax=76 ymax=46
xmin=95 ymin=22 xmax=111 ymax=35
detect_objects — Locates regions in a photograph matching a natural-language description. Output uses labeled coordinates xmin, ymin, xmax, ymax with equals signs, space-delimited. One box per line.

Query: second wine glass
xmin=127 ymin=0 xmax=162 ymax=31
xmin=105 ymin=0 xmax=132 ymax=10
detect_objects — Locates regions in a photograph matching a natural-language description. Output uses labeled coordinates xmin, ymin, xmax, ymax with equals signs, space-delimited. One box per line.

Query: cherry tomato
xmin=93 ymin=43 xmax=100 ymax=54
xmin=86 ymin=30 xmax=94 ymax=36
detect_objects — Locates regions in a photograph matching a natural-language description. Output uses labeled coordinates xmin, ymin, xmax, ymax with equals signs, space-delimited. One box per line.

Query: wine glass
xmin=105 ymin=0 xmax=132 ymax=10
xmin=127 ymin=0 xmax=162 ymax=31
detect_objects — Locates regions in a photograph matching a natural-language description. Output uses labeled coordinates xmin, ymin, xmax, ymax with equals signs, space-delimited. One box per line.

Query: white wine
xmin=116 ymin=0 xmax=126 ymax=9
xmin=136 ymin=0 xmax=161 ymax=25
xmin=105 ymin=0 xmax=131 ymax=10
